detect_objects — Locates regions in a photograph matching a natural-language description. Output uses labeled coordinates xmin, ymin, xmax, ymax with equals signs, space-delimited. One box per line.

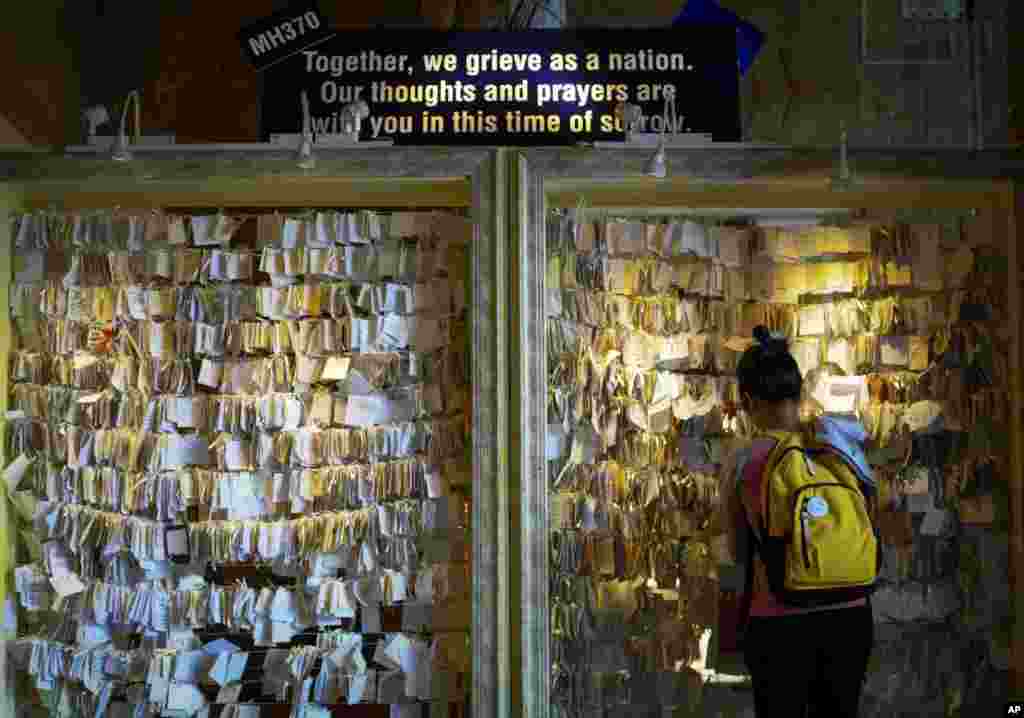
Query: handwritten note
xmin=345 ymin=393 xmax=392 ymax=428
xmin=920 ymin=508 xmax=952 ymax=536
xmin=198 ymin=359 xmax=223 ymax=389
xmin=50 ymin=572 xmax=86 ymax=598
xmin=166 ymin=682 xmax=207 ymax=716
xmin=321 ymin=356 xmax=351 ymax=382
xmin=880 ymin=336 xmax=910 ymax=367
xmin=172 ymin=436 xmax=211 ymax=468
xmin=216 ymin=684 xmax=243 ymax=704
xmin=225 ymin=439 xmax=251 ymax=471
xmin=210 ymin=652 xmax=248 ymax=687
xmin=3 ymin=453 xmax=32 ymax=492
xmin=815 ymin=376 xmax=865 ymax=415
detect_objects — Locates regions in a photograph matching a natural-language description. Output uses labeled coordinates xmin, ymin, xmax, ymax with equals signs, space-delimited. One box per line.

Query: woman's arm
xmin=709 ymin=446 xmax=750 ymax=565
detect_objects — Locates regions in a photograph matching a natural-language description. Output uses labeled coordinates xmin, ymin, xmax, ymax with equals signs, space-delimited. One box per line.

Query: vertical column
xmin=0 ymin=185 xmax=20 ymax=718
xmin=512 ymin=153 xmax=549 ymax=718
xmin=1007 ymin=185 xmax=1024 ymax=696
xmin=471 ymin=150 xmax=510 ymax=718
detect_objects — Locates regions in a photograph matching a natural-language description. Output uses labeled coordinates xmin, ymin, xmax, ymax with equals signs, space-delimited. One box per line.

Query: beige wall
xmin=571 ymin=0 xmax=1009 ymax=147
xmin=0 ymin=2 xmax=81 ymax=146
xmin=0 ymin=115 xmax=29 ymax=146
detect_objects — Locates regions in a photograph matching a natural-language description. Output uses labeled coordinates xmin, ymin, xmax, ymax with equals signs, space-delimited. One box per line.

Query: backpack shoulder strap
xmin=805 ymin=442 xmax=877 ymax=497
xmin=760 ymin=430 xmax=806 ymax=471
xmin=757 ymin=432 xmax=807 ymax=538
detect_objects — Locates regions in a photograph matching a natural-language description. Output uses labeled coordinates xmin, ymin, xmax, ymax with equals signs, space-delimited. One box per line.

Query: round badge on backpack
xmin=806 ymin=496 xmax=829 ymax=518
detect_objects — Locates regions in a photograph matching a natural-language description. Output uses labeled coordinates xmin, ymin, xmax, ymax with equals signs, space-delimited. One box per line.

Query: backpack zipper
xmin=801 ymin=509 xmax=811 ymax=569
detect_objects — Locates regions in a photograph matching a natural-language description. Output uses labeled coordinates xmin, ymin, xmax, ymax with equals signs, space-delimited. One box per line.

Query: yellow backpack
xmin=752 ymin=430 xmax=881 ymax=606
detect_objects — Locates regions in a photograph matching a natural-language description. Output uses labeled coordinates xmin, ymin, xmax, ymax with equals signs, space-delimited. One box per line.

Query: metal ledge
xmin=522 ymin=146 xmax=1024 ymax=182
xmin=2 ymin=145 xmax=1023 ymax=185
xmin=0 ymin=147 xmax=498 ymax=183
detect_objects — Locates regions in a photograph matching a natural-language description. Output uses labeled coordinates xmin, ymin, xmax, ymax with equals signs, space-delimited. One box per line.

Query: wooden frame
xmin=512 ymin=146 xmax=1024 ymax=718
xmin=0 ymin=147 xmax=511 ymax=718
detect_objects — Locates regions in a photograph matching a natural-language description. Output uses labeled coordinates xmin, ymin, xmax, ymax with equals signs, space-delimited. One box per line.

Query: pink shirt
xmin=738 ymin=437 xmax=867 ymax=617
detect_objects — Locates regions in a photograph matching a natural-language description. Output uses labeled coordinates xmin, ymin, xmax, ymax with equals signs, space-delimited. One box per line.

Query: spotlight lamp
xmin=829 ymin=121 xmax=859 ymax=190
xmin=83 ymin=105 xmax=110 ymax=141
xmin=339 ymin=100 xmax=371 ymax=141
xmin=645 ymin=142 xmax=667 ymax=179
xmin=297 ymin=90 xmax=316 ymax=169
xmin=614 ymin=101 xmax=643 ymax=142
xmin=645 ymin=86 xmax=677 ymax=178
xmin=111 ymin=91 xmax=141 ymax=162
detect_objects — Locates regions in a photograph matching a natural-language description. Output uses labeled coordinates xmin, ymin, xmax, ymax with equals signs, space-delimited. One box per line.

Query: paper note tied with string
xmin=210 ymin=652 xmax=248 ymax=687
xmin=3 ymin=454 xmax=32 ymax=492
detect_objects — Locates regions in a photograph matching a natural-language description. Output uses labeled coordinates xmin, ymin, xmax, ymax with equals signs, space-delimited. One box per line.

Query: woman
xmin=725 ymin=326 xmax=874 ymax=718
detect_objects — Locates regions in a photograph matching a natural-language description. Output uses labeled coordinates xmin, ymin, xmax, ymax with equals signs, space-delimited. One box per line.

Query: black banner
xmin=261 ymin=29 xmax=740 ymax=145
xmin=239 ymin=2 xmax=335 ymax=72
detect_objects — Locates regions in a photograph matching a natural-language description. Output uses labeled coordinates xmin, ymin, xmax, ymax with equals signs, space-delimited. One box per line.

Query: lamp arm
xmin=119 ymin=91 xmax=141 ymax=144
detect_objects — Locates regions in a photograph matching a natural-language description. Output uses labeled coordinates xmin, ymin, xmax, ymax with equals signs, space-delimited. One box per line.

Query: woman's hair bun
xmin=739 ymin=326 xmax=802 ymax=402
xmin=752 ymin=325 xmax=772 ymax=345
xmin=752 ymin=325 xmax=787 ymax=354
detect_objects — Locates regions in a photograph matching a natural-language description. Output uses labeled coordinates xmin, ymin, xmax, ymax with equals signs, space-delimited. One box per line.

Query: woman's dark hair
xmin=736 ymin=325 xmax=803 ymax=402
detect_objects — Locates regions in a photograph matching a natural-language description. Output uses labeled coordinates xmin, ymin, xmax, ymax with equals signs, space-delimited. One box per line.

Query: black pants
xmin=743 ymin=604 xmax=874 ymax=718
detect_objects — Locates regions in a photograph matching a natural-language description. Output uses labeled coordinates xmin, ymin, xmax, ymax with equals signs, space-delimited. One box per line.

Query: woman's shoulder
xmin=813 ymin=413 xmax=869 ymax=442
xmin=730 ymin=437 xmax=777 ymax=485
